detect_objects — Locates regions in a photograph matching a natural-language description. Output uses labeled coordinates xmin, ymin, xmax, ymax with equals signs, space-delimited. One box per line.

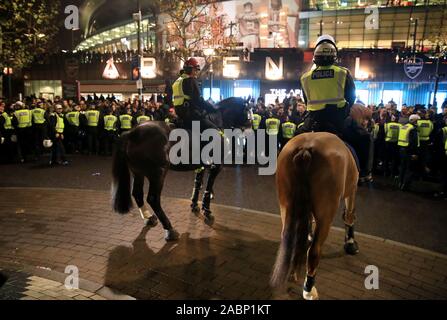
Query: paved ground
xmin=0 ymin=187 xmax=446 ymax=300
xmin=0 ymin=268 xmax=109 ymax=300
xmin=0 ymin=155 xmax=446 ymax=253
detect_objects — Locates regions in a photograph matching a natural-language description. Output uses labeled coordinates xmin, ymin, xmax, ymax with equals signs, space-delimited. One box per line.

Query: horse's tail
xmin=111 ymin=133 xmax=133 ymax=214
xmin=271 ymin=148 xmax=312 ymax=288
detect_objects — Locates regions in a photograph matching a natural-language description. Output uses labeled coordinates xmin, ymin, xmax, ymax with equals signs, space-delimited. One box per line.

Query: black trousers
xmin=296 ymin=105 xmax=347 ymax=138
xmin=0 ymin=130 xmax=18 ymax=163
xmin=383 ymin=141 xmax=400 ymax=176
xmin=175 ymin=106 xmax=219 ymax=131
xmin=33 ymin=124 xmax=47 ymax=156
xmin=51 ymin=137 xmax=67 ymax=163
xmin=399 ymin=148 xmax=417 ymax=187
xmin=65 ymin=125 xmax=81 ymax=154
xmin=86 ymin=126 xmax=99 ymax=154
xmin=102 ymin=131 xmax=117 ymax=155
xmin=16 ymin=127 xmax=33 ymax=160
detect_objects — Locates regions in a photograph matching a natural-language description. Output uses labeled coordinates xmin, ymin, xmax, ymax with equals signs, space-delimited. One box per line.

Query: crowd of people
xmin=0 ymin=93 xmax=446 ymax=197
xmin=0 ymin=94 xmax=176 ymax=166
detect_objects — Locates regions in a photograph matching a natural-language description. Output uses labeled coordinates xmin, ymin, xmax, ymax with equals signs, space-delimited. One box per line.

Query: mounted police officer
xmin=299 ymin=35 xmax=356 ymax=136
xmin=172 ymin=58 xmax=220 ymax=131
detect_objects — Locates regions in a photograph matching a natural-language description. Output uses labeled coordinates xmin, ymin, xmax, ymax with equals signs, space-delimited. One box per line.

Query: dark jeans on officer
xmin=296 ymin=104 xmax=347 ymax=138
xmin=17 ymin=127 xmax=33 ymax=161
xmin=398 ymin=148 xmax=417 ymax=189
xmin=33 ymin=123 xmax=47 ymax=156
xmin=383 ymin=141 xmax=400 ymax=176
xmin=102 ymin=130 xmax=117 ymax=156
xmin=65 ymin=125 xmax=81 ymax=154
xmin=51 ymin=136 xmax=67 ymax=164
xmin=86 ymin=126 xmax=100 ymax=155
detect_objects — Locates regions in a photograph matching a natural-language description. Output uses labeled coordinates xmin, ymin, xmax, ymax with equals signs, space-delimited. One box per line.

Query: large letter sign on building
xmin=265 ymin=57 xmax=283 ymax=80
xmin=102 ymin=58 xmax=120 ymax=79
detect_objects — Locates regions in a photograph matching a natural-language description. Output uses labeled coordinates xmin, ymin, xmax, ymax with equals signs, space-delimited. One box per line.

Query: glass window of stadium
xmin=356 ymin=89 xmax=369 ymax=105
xmin=430 ymin=91 xmax=447 ymax=110
xmin=234 ymin=87 xmax=254 ymax=99
xmin=203 ymin=88 xmax=221 ymax=102
xmin=382 ymin=90 xmax=403 ymax=107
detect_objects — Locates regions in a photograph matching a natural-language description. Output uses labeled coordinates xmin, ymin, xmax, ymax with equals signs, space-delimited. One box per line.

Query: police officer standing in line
xmin=383 ymin=113 xmax=402 ymax=177
xmin=416 ymin=110 xmax=434 ymax=176
xmin=48 ymin=104 xmax=68 ymax=166
xmin=0 ymin=102 xmax=17 ymax=163
xmin=85 ymin=104 xmax=102 ymax=155
xmin=280 ymin=116 xmax=297 ymax=150
xmin=65 ymin=104 xmax=82 ymax=154
xmin=13 ymin=101 xmax=33 ymax=163
xmin=172 ymin=58 xmax=221 ymax=132
xmin=119 ymin=108 xmax=133 ymax=134
xmin=31 ymin=102 xmax=48 ymax=158
xmin=265 ymin=112 xmax=281 ymax=157
xmin=397 ymin=114 xmax=420 ymax=191
xmin=102 ymin=107 xmax=118 ymax=156
xmin=434 ymin=117 xmax=447 ymax=199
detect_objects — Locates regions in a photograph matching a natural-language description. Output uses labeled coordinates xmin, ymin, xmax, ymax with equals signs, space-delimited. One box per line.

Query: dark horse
xmin=111 ymin=97 xmax=252 ymax=241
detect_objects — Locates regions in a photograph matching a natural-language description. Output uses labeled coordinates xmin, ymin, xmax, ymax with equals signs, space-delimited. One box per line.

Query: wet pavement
xmin=0 ymin=155 xmax=446 ymax=253
xmin=0 ymin=188 xmax=446 ymax=300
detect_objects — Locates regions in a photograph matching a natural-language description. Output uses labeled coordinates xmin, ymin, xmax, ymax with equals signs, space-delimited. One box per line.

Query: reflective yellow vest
xmin=119 ymin=114 xmax=132 ymax=130
xmin=373 ymin=123 xmax=380 ymax=140
xmin=14 ymin=109 xmax=32 ymax=128
xmin=1 ymin=112 xmax=13 ymax=130
xmin=172 ymin=74 xmax=191 ymax=107
xmin=252 ymin=114 xmax=262 ymax=130
xmin=416 ymin=119 xmax=433 ymax=142
xmin=104 ymin=115 xmax=118 ymax=131
xmin=300 ymin=65 xmax=348 ymax=111
xmin=384 ymin=122 xmax=401 ymax=143
xmin=55 ymin=114 xmax=65 ymax=134
xmin=265 ymin=118 xmax=280 ymax=135
xmin=398 ymin=123 xmax=419 ymax=148
xmin=32 ymin=108 xmax=46 ymax=124
xmin=66 ymin=111 xmax=80 ymax=126
xmin=137 ymin=115 xmax=151 ymax=124
xmin=281 ymin=122 xmax=297 ymax=139
xmin=442 ymin=127 xmax=447 ymax=156
xmin=86 ymin=110 xmax=100 ymax=127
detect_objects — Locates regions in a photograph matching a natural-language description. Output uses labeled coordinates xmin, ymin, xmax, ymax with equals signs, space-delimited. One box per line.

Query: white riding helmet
xmin=43 ymin=139 xmax=53 ymax=148
xmin=314 ymin=34 xmax=338 ymax=66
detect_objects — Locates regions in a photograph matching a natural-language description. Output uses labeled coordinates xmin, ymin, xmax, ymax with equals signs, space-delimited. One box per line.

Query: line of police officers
xmin=0 ymin=100 xmax=174 ymax=165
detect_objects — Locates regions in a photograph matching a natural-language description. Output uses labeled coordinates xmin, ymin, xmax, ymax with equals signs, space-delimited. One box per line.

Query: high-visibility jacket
xmin=104 ymin=115 xmax=118 ymax=131
xmin=55 ymin=114 xmax=65 ymax=134
xmin=398 ymin=123 xmax=419 ymax=148
xmin=373 ymin=123 xmax=380 ymax=140
xmin=442 ymin=127 xmax=447 ymax=156
xmin=416 ymin=119 xmax=433 ymax=142
xmin=300 ymin=65 xmax=348 ymax=111
xmin=265 ymin=118 xmax=280 ymax=135
xmin=281 ymin=122 xmax=297 ymax=139
xmin=14 ymin=109 xmax=32 ymax=128
xmin=172 ymin=74 xmax=191 ymax=107
xmin=136 ymin=115 xmax=152 ymax=124
xmin=385 ymin=122 xmax=401 ymax=143
xmin=86 ymin=110 xmax=100 ymax=127
xmin=252 ymin=114 xmax=262 ymax=130
xmin=32 ymin=108 xmax=46 ymax=124
xmin=119 ymin=114 xmax=133 ymax=130
xmin=1 ymin=112 xmax=13 ymax=130
xmin=66 ymin=111 xmax=80 ymax=127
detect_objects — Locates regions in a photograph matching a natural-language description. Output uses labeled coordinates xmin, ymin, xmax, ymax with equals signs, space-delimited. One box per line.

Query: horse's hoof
xmin=303 ymin=287 xmax=319 ymax=300
xmin=145 ymin=215 xmax=158 ymax=227
xmin=191 ymin=204 xmax=200 ymax=214
xmin=203 ymin=210 xmax=214 ymax=224
xmin=165 ymin=229 xmax=179 ymax=241
xmin=344 ymin=239 xmax=359 ymax=255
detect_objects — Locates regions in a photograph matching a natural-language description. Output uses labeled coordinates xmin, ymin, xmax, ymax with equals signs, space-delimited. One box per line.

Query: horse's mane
xmin=350 ymin=104 xmax=372 ymax=124
xmin=215 ymin=97 xmax=247 ymax=111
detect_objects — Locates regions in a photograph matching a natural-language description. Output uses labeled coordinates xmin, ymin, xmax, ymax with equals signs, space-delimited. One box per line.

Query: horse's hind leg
xmin=303 ymin=204 xmax=335 ymax=300
xmin=202 ymin=164 xmax=222 ymax=222
xmin=191 ymin=167 xmax=205 ymax=214
xmin=148 ymin=169 xmax=179 ymax=241
xmin=343 ymin=193 xmax=359 ymax=255
xmin=132 ymin=174 xmax=158 ymax=227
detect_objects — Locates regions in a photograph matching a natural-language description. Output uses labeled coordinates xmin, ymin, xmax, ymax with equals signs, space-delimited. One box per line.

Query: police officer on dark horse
xmin=111 ymin=58 xmax=252 ymax=241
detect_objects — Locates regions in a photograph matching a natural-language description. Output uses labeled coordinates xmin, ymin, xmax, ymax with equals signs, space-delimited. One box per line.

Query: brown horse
xmin=270 ymin=104 xmax=371 ymax=300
